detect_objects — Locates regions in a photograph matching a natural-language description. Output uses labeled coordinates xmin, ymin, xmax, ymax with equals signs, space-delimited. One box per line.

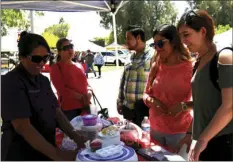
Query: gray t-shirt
xmin=85 ymin=54 xmax=94 ymax=65
xmin=192 ymin=62 xmax=233 ymax=140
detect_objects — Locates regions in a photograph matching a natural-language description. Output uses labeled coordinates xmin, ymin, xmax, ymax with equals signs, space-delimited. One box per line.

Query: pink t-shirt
xmin=143 ymin=61 xmax=193 ymax=134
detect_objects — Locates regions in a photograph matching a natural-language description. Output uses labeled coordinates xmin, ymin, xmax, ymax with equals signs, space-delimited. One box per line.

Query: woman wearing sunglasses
xmin=177 ymin=10 xmax=233 ymax=161
xmin=1 ymin=31 xmax=85 ymax=161
xmin=50 ymin=38 xmax=92 ymax=121
xmin=143 ymin=24 xmax=193 ymax=151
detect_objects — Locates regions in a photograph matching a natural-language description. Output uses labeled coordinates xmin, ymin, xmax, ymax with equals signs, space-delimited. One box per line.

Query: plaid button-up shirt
xmin=118 ymin=46 xmax=155 ymax=109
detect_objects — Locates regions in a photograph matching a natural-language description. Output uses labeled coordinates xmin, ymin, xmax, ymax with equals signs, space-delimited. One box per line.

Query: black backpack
xmin=193 ymin=47 xmax=233 ymax=91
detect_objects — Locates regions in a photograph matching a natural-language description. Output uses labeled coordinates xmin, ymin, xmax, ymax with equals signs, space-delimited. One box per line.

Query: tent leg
xmin=112 ymin=13 xmax=119 ymax=67
xmin=30 ymin=10 xmax=34 ymax=33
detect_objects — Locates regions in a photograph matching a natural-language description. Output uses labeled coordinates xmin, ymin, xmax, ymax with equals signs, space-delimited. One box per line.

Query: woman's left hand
xmin=87 ymin=90 xmax=92 ymax=101
xmin=189 ymin=139 xmax=208 ymax=161
xmin=168 ymin=103 xmax=182 ymax=116
xmin=72 ymin=130 xmax=86 ymax=148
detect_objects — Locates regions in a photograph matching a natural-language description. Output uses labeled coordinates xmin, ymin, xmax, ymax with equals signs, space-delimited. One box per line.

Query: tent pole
xmin=0 ymin=2 xmax=2 ymax=54
xmin=112 ymin=13 xmax=119 ymax=67
xmin=30 ymin=10 xmax=34 ymax=33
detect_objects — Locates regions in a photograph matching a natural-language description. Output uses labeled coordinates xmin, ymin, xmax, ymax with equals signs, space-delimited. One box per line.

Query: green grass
xmin=93 ymin=65 xmax=124 ymax=72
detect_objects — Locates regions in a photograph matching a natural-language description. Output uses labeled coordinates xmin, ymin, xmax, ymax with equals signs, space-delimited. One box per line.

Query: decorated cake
xmin=98 ymin=125 xmax=121 ymax=147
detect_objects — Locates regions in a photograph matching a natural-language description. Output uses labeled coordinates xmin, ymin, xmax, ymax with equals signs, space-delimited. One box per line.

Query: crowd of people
xmin=1 ymin=9 xmax=232 ymax=161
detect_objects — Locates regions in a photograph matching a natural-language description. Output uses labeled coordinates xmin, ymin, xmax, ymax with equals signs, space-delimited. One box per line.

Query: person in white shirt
xmin=94 ymin=52 xmax=105 ymax=78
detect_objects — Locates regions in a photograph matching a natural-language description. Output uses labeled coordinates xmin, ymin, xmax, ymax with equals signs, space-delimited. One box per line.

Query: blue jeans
xmin=86 ymin=63 xmax=96 ymax=77
xmin=150 ymin=129 xmax=185 ymax=150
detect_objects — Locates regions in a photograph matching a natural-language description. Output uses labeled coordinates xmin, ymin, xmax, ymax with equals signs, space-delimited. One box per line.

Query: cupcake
xmin=90 ymin=138 xmax=102 ymax=152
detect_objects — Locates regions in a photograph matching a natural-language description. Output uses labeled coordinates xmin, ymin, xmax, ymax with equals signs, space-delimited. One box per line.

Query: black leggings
xmin=96 ymin=65 xmax=102 ymax=76
xmin=122 ymin=99 xmax=149 ymax=127
xmin=199 ymin=133 xmax=232 ymax=161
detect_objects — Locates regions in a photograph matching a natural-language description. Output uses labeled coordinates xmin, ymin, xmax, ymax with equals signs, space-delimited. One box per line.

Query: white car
xmin=101 ymin=51 xmax=129 ymax=66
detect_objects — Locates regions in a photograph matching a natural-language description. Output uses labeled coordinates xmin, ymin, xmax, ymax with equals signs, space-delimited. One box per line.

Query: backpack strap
xmin=209 ymin=47 xmax=233 ymax=91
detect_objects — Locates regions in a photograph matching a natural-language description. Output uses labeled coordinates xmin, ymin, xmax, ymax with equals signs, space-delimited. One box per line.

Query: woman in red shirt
xmin=50 ymin=38 xmax=92 ymax=121
xmin=143 ymin=24 xmax=193 ymax=150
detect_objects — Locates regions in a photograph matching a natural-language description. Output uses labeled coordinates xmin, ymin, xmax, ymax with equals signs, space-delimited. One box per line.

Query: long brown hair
xmin=149 ymin=24 xmax=192 ymax=88
xmin=177 ymin=10 xmax=215 ymax=42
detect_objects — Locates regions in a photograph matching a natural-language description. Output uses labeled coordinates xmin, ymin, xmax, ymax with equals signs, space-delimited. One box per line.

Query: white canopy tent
xmin=1 ymin=0 xmax=127 ymax=66
xmin=105 ymin=42 xmax=126 ymax=51
xmin=72 ymin=40 xmax=106 ymax=52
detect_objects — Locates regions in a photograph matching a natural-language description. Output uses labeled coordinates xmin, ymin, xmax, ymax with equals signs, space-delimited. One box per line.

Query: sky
xmin=1 ymin=1 xmax=189 ymax=51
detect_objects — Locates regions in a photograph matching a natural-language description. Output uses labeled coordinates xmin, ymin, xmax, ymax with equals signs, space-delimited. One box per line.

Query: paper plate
xmin=76 ymin=145 xmax=135 ymax=161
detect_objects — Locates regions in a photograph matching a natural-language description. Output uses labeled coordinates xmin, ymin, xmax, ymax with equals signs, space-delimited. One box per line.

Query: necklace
xmin=196 ymin=49 xmax=211 ymax=62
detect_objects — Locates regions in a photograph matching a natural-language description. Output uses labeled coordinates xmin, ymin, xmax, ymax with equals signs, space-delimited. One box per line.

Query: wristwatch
xmin=181 ymin=102 xmax=188 ymax=111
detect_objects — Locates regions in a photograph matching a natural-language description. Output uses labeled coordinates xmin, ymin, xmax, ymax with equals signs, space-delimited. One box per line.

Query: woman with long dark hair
xmin=143 ymin=24 xmax=193 ymax=151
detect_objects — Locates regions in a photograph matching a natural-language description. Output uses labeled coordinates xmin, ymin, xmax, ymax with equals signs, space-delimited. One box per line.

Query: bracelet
xmin=181 ymin=102 xmax=188 ymax=111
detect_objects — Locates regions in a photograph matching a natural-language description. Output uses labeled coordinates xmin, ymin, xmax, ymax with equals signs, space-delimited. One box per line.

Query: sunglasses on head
xmin=150 ymin=39 xmax=168 ymax=49
xmin=183 ymin=10 xmax=203 ymax=25
xmin=27 ymin=54 xmax=50 ymax=63
xmin=62 ymin=44 xmax=74 ymax=51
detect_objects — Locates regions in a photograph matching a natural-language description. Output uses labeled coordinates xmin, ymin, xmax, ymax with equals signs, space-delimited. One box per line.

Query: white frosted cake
xmin=97 ymin=125 xmax=121 ymax=147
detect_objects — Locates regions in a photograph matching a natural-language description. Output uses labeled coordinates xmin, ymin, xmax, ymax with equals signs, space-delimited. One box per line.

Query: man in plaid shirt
xmin=117 ymin=25 xmax=155 ymax=126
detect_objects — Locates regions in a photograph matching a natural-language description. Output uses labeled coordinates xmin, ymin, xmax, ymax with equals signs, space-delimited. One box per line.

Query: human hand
xmin=168 ymin=103 xmax=182 ymax=117
xmin=87 ymin=90 xmax=92 ymax=101
xmin=70 ymin=130 xmax=85 ymax=148
xmin=117 ymin=102 xmax=123 ymax=115
xmin=189 ymin=139 xmax=208 ymax=161
xmin=55 ymin=149 xmax=78 ymax=161
xmin=177 ymin=134 xmax=192 ymax=153
xmin=149 ymin=97 xmax=168 ymax=114
xmin=81 ymin=94 xmax=90 ymax=106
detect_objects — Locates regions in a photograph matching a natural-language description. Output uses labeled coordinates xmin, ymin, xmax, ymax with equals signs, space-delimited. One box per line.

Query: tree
xmin=216 ymin=24 xmax=231 ymax=34
xmin=99 ymin=1 xmax=178 ymax=44
xmin=90 ymin=37 xmax=106 ymax=47
xmin=44 ymin=17 xmax=70 ymax=38
xmin=186 ymin=0 xmax=233 ymax=27
xmin=42 ymin=32 xmax=59 ymax=48
xmin=1 ymin=9 xmax=30 ymax=36
xmin=1 ymin=9 xmax=44 ymax=36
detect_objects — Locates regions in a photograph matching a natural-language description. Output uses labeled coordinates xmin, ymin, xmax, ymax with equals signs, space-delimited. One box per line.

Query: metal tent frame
xmin=1 ymin=0 xmax=127 ymax=66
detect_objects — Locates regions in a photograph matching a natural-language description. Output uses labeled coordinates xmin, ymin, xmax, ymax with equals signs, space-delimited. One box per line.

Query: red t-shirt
xmin=143 ymin=61 xmax=193 ymax=134
xmin=50 ymin=62 xmax=88 ymax=111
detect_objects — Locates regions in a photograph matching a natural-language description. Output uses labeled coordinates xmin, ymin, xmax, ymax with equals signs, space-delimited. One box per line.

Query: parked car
xmin=1 ymin=53 xmax=10 ymax=69
xmin=9 ymin=51 xmax=19 ymax=65
xmin=41 ymin=62 xmax=50 ymax=73
xmin=1 ymin=51 xmax=18 ymax=65
xmin=101 ymin=51 xmax=129 ymax=66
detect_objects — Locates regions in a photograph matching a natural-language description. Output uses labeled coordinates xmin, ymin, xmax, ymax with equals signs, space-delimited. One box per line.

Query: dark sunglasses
xmin=150 ymin=39 xmax=168 ymax=49
xmin=62 ymin=44 xmax=74 ymax=51
xmin=183 ymin=10 xmax=203 ymax=25
xmin=27 ymin=54 xmax=50 ymax=63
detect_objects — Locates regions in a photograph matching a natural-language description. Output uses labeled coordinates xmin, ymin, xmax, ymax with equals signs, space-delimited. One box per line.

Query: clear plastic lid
xmin=144 ymin=116 xmax=148 ymax=120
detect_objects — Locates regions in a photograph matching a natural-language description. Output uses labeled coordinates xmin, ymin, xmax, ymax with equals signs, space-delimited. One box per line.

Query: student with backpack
xmin=177 ymin=9 xmax=232 ymax=161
